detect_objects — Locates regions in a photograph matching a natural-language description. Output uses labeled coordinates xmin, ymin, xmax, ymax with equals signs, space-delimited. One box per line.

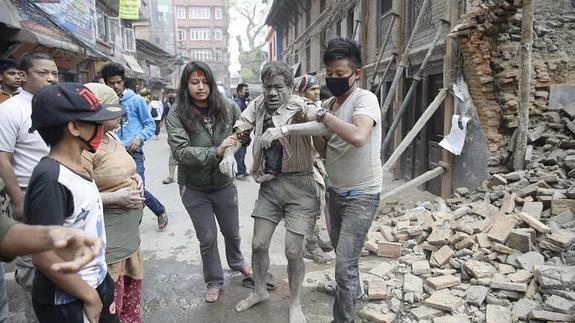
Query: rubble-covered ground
xmin=327 ymin=102 xmax=575 ymax=322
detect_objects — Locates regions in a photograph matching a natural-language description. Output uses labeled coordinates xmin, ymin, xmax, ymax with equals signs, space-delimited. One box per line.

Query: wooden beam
xmin=393 ymin=0 xmax=406 ymax=180
xmin=513 ymin=0 xmax=534 ymax=170
xmin=360 ymin=0 xmax=368 ymax=88
xmin=383 ymin=89 xmax=448 ymax=172
xmin=381 ymin=21 xmax=449 ymax=156
xmin=440 ymin=0 xmax=460 ymax=198
xmin=380 ymin=0 xmax=432 ymax=117
xmin=370 ymin=14 xmax=398 ymax=89
xmin=380 ymin=166 xmax=445 ymax=205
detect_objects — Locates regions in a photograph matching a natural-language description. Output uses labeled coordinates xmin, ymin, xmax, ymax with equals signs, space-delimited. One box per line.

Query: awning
xmin=14 ymin=29 xmax=82 ymax=54
xmin=0 ymin=2 xmax=21 ymax=29
xmin=122 ymin=54 xmax=145 ymax=74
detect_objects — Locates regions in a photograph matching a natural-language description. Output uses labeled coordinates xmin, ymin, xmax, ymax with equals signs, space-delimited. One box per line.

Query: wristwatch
xmin=316 ymin=108 xmax=328 ymax=122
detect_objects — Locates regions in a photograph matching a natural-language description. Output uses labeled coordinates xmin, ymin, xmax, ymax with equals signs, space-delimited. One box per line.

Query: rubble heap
xmin=356 ymin=103 xmax=575 ymax=322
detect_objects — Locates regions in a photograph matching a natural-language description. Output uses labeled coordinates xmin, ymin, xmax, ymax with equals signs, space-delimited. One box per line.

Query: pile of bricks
xmin=353 ymin=102 xmax=575 ymax=322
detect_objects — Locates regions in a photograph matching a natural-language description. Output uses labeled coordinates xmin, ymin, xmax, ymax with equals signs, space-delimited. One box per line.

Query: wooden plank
xmin=513 ymin=0 xmax=534 ymax=170
xmin=440 ymin=0 xmax=460 ymax=198
xmin=383 ymin=90 xmax=448 ymax=172
xmin=380 ymin=0 xmax=432 ymax=117
xmin=380 ymin=166 xmax=445 ymax=204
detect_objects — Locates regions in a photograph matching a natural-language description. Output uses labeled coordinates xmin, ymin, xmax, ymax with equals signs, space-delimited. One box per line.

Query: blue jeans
xmin=328 ymin=189 xmax=379 ymax=323
xmin=234 ymin=146 xmax=247 ymax=175
xmin=132 ymin=151 xmax=166 ymax=217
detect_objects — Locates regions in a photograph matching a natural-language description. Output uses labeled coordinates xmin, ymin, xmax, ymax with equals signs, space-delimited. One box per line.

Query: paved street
xmin=6 ymin=130 xmax=334 ymax=323
xmin=5 ymin=130 xmax=436 ymax=323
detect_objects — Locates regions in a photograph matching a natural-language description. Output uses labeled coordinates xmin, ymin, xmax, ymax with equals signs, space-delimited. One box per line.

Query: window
xmin=336 ymin=19 xmax=342 ymax=36
xmin=347 ymin=8 xmax=356 ymax=39
xmin=191 ymin=49 xmax=212 ymax=61
xmin=96 ymin=11 xmax=110 ymax=43
xmin=378 ymin=0 xmax=394 ymax=47
xmin=305 ymin=0 xmax=311 ymax=27
xmin=122 ymin=27 xmax=135 ymax=52
xmin=305 ymin=43 xmax=310 ymax=72
xmin=178 ymin=49 xmax=189 ymax=58
xmin=320 ymin=0 xmax=326 ymax=12
xmin=176 ymin=7 xmax=186 ymax=19
xmin=294 ymin=13 xmax=298 ymax=37
xmin=109 ymin=17 xmax=121 ymax=54
xmin=190 ymin=6 xmax=210 ymax=19
xmin=380 ymin=0 xmax=393 ymax=15
xmin=215 ymin=7 xmax=223 ymax=19
xmin=214 ymin=49 xmax=222 ymax=62
xmin=177 ymin=28 xmax=186 ymax=41
xmin=214 ymin=28 xmax=222 ymax=41
xmin=190 ymin=28 xmax=211 ymax=40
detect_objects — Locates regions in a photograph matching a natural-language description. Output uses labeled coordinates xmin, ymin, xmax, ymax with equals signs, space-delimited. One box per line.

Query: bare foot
xmin=289 ymin=305 xmax=306 ymax=323
xmin=235 ymin=292 xmax=269 ymax=312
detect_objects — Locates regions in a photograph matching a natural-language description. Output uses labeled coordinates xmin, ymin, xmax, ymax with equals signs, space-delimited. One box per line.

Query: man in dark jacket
xmin=100 ymin=63 xmax=169 ymax=231
xmin=233 ymin=83 xmax=249 ymax=179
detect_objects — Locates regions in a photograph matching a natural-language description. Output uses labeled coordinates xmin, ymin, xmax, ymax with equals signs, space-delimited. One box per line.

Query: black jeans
xmin=234 ymin=146 xmax=247 ymax=175
xmin=33 ymin=274 xmax=119 ymax=323
xmin=328 ymin=189 xmax=380 ymax=323
xmin=179 ymin=184 xmax=246 ymax=288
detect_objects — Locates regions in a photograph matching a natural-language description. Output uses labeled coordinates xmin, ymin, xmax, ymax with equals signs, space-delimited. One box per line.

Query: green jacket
xmin=166 ymin=100 xmax=241 ymax=191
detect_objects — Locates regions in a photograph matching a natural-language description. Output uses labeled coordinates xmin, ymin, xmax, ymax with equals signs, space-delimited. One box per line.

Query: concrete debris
xmin=355 ymin=88 xmax=575 ymax=320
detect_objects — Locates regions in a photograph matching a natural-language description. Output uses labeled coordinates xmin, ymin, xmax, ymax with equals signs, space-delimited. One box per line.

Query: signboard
xmin=34 ymin=0 xmax=96 ymax=48
xmin=119 ymin=0 xmax=139 ymax=20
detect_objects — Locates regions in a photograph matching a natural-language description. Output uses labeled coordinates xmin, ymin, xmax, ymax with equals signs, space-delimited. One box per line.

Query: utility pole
xmin=440 ymin=0 xmax=460 ymax=198
xmin=513 ymin=0 xmax=534 ymax=170
xmin=360 ymin=0 xmax=368 ymax=89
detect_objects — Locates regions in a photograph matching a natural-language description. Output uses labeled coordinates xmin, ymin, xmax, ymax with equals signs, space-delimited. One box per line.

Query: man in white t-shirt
xmin=0 ymin=52 xmax=59 ymax=322
xmin=149 ymin=96 xmax=164 ymax=139
xmin=261 ymin=38 xmax=382 ymax=323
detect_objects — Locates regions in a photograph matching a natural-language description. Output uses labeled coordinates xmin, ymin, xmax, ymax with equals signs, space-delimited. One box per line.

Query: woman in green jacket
xmin=165 ymin=61 xmax=251 ymax=303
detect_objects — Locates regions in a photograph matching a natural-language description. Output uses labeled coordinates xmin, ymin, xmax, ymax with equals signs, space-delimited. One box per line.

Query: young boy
xmin=25 ymin=83 xmax=124 ymax=323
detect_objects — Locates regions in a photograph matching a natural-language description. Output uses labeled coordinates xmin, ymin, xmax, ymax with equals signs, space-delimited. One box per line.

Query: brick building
xmin=172 ymin=0 xmax=230 ymax=87
xmin=265 ymin=0 xmax=575 ymax=196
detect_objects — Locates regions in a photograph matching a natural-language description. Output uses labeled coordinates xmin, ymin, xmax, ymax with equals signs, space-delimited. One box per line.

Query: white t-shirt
xmin=0 ymin=90 xmax=49 ymax=188
xmin=326 ymin=88 xmax=383 ymax=194
xmin=149 ymin=100 xmax=164 ymax=121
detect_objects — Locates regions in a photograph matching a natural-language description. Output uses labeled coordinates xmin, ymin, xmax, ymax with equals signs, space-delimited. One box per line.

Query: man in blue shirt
xmin=100 ymin=63 xmax=168 ymax=231
xmin=233 ymin=83 xmax=250 ymax=179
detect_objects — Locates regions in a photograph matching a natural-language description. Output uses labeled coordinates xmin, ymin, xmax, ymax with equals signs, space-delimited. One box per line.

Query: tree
xmin=230 ymin=0 xmax=267 ymax=83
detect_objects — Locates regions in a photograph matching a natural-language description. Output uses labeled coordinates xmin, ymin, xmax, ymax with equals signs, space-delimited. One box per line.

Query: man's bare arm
xmin=320 ymin=113 xmax=374 ymax=147
xmin=0 ymin=152 xmax=24 ymax=220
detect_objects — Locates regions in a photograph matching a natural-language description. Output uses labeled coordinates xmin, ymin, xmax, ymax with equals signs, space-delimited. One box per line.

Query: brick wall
xmin=451 ymin=0 xmax=575 ymax=166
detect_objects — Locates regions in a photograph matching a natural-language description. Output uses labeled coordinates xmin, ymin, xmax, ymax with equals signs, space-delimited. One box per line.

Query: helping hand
xmin=48 ymin=227 xmax=103 ymax=273
xmin=261 ymin=128 xmax=284 ymax=149
xmin=131 ymin=174 xmax=143 ymax=190
xmin=127 ymin=137 xmax=142 ymax=153
xmin=219 ymin=155 xmax=237 ymax=178
xmin=113 ymin=187 xmax=145 ymax=209
xmin=217 ymin=136 xmax=238 ymax=156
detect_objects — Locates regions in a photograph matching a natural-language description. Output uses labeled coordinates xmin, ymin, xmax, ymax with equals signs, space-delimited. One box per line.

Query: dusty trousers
xmin=179 ymin=183 xmax=246 ymax=288
xmin=328 ymin=189 xmax=379 ymax=323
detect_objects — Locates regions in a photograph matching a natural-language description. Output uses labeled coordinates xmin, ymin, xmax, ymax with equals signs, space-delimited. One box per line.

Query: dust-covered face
xmin=263 ymin=75 xmax=290 ymax=110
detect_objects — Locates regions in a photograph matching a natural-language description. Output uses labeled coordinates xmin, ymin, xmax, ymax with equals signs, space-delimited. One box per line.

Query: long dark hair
xmin=176 ymin=61 xmax=228 ymax=133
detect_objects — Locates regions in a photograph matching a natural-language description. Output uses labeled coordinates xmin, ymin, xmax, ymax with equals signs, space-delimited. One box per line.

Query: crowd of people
xmin=0 ymin=36 xmax=381 ymax=323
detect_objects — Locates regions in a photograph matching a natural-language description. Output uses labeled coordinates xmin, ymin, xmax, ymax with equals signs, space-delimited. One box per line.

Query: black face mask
xmin=325 ymin=74 xmax=355 ymax=97
xmin=243 ymin=91 xmax=250 ymax=99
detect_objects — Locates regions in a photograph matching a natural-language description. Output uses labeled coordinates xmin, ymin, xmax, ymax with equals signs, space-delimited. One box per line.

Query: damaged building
xmin=265 ymin=0 xmax=575 ymax=321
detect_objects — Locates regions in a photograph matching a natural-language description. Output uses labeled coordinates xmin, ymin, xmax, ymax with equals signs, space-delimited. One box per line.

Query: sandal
xmin=162 ymin=177 xmax=174 ymax=184
xmin=157 ymin=213 xmax=168 ymax=231
xmin=205 ymin=287 xmax=222 ymax=303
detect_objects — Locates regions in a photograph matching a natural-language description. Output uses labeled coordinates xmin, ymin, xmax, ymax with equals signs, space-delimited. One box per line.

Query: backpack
xmin=151 ymin=107 xmax=158 ymax=118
